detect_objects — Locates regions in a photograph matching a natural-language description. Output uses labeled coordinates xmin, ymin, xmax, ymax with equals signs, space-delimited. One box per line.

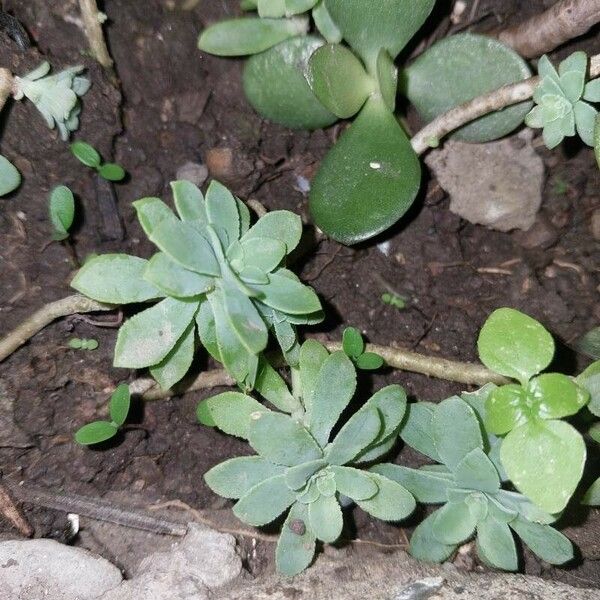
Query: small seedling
xmin=198 ymin=340 xmax=414 ymax=576
xmin=75 ymin=384 xmax=131 ymax=445
xmin=375 ymin=392 xmax=574 ymax=570
xmin=342 ymin=326 xmax=384 ymax=370
xmin=69 ymin=338 xmax=99 ymax=351
xmin=381 ymin=292 xmax=406 ymax=309
xmin=477 ymin=308 xmax=589 ymax=513
xmin=0 ymin=155 xmax=20 ymax=197
xmin=13 ymin=62 xmax=90 ymax=140
xmin=526 ymin=52 xmax=600 ymax=149
xmin=70 ymin=141 xmax=126 ymax=182
xmin=71 ymin=180 xmax=323 ymax=390
xmin=49 ymin=185 xmax=75 ymax=241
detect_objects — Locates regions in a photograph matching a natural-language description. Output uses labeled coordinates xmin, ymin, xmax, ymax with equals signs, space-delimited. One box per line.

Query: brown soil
xmin=0 ymin=0 xmax=598 ymax=589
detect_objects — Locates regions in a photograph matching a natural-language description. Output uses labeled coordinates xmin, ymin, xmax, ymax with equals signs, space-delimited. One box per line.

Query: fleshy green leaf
xmin=477 ymin=517 xmax=518 ymax=571
xmin=355 ymin=352 xmax=385 ymax=370
xmin=242 ymin=211 xmax=303 ymax=254
xmin=0 ymin=155 xmax=21 ymax=196
xmin=222 ymin=286 xmax=268 ymax=354
xmin=70 ymin=141 xmax=101 ymax=168
xmin=196 ymin=391 xmax=268 ymax=438
xmin=409 ymin=511 xmax=457 ymax=563
xmin=312 ymin=0 xmax=341 ymax=43
xmin=249 ymin=411 xmax=322 ymax=466
xmin=574 ymin=100 xmax=598 ymax=146
xmin=198 ymin=16 xmax=308 ymax=56
xmin=400 ymin=401 xmax=440 ymax=462
xmin=109 ymin=384 xmax=130 ymax=426
xmin=205 ymin=180 xmax=240 ymax=244
xmin=308 ymin=494 xmax=343 ymax=542
xmin=559 ymin=51 xmax=587 ymax=77
xmin=560 ymin=71 xmax=585 ymax=104
xmin=356 ymin=472 xmax=415 ymax=521
xmin=377 ymin=49 xmax=397 ymax=112
xmin=253 ymin=270 xmax=321 ymax=315
xmin=149 ymin=219 xmax=220 ymax=276
xmin=372 ymin=464 xmax=453 ymax=503
xmin=331 ymin=466 xmax=378 ymax=500
xmin=285 ymin=460 xmax=327 ymax=490
xmin=326 ymin=407 xmax=381 ymax=465
xmin=529 ymin=373 xmax=589 ymax=420
xmin=308 ymin=44 xmax=373 ymax=119
xmin=357 ymin=385 xmax=406 ymax=452
xmin=171 ymin=180 xmax=207 ymax=222
xmin=309 ymin=351 xmax=356 ymax=445
xmin=255 ymin=359 xmax=299 ymax=413
xmin=342 ymin=327 xmax=364 ymax=358
xmin=404 ymin=34 xmax=532 ymax=142
xmin=196 ymin=298 xmax=221 ymax=362
xmin=510 ymin=518 xmax=573 ymax=564
xmin=500 ymin=420 xmax=586 ymax=513
xmin=150 ymin=322 xmax=195 ymax=389
xmin=477 ymin=308 xmax=555 ymax=385
xmin=234 ymin=474 xmax=296 ymax=525
xmin=49 ymin=185 xmax=75 ymax=240
xmin=576 ymin=360 xmax=600 ymax=417
xmin=583 ymin=478 xmax=600 ymax=506
xmin=144 ymin=252 xmax=214 ymax=298
xmin=485 ymin=384 xmax=529 ymax=435
xmin=75 ymin=421 xmax=118 ymax=445
xmin=584 ymin=78 xmax=600 ymax=102
xmin=325 ymin=0 xmax=435 ymax=71
xmin=99 ymin=163 xmax=126 ymax=182
xmin=454 ymin=448 xmax=500 ymax=494
xmin=239 ymin=237 xmax=286 ymax=272
xmin=276 ymin=502 xmax=316 ymax=576
xmin=309 ymin=97 xmax=421 ymax=245
xmin=114 ymin=297 xmax=198 ymax=368
xmin=299 ymin=339 xmax=330 ymax=415
xmin=133 ymin=197 xmax=177 ymax=236
xmin=432 ymin=501 xmax=477 ymax=545
xmin=497 ymin=490 xmax=555 ymax=525
xmin=72 ymin=254 xmax=162 ymax=304
xmin=205 ymin=456 xmax=285 ymax=499
xmin=243 ymin=36 xmax=337 ymax=130
xmin=433 ymin=397 xmax=483 ymax=471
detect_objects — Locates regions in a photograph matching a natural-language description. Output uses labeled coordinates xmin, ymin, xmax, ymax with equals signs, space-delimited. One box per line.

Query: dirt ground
xmin=0 ymin=0 xmax=598 ymax=589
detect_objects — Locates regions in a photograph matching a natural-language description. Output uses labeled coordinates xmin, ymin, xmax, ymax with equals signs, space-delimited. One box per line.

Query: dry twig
xmin=78 ymin=0 xmax=113 ymax=68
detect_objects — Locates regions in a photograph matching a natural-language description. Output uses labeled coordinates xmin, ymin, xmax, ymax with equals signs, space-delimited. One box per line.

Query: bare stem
xmin=78 ymin=0 xmax=113 ymax=68
xmin=0 ymin=68 xmax=14 ymax=113
xmin=411 ymin=53 xmax=600 ymax=155
xmin=494 ymin=0 xmax=600 ymax=59
xmin=0 ymin=295 xmax=113 ymax=362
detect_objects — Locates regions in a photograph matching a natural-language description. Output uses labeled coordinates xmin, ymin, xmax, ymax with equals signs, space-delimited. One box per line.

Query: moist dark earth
xmin=0 ymin=0 xmax=599 ymax=589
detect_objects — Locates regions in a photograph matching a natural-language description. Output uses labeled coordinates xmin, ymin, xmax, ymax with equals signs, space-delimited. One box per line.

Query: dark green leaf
xmin=485 ymin=384 xmax=529 ymax=435
xmin=377 ymin=49 xmax=397 ymax=112
xmin=70 ymin=141 xmax=101 ymax=168
xmin=75 ymin=421 xmax=118 ymax=445
xmin=575 ymin=327 xmax=600 ymax=360
xmin=234 ymin=474 xmax=296 ymax=525
xmin=309 ymin=97 xmax=421 ymax=245
xmin=109 ymin=384 xmax=130 ymax=426
xmin=98 ymin=163 xmax=126 ymax=182
xmin=355 ymin=352 xmax=385 ymax=370
xmin=342 ymin=327 xmax=364 ymax=358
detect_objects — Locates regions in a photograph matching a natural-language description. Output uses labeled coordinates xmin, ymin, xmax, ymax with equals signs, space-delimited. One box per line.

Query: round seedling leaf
xmin=0 ymin=154 xmax=21 ymax=196
xmin=75 ymin=421 xmax=118 ymax=445
xmin=477 ymin=308 xmax=554 ymax=385
xmin=404 ymin=33 xmax=533 ymax=142
xmin=355 ymin=352 xmax=384 ymax=370
xmin=243 ymin=36 xmax=337 ymax=129
xmin=342 ymin=327 xmax=364 ymax=358
xmin=528 ymin=373 xmax=589 ymax=420
xmin=49 ymin=185 xmax=75 ymax=240
xmin=70 ymin=141 xmax=101 ymax=168
xmin=98 ymin=163 xmax=126 ymax=181
xmin=307 ymin=43 xmax=373 ymax=119
xmin=109 ymin=384 xmax=131 ymax=426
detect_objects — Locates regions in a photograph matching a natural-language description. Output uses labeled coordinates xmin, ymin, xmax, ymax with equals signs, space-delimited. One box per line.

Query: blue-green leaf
xmin=234 ymin=474 xmax=296 ymax=525
xmin=150 ymin=322 xmax=195 ymax=390
xmin=171 ymin=180 xmax=206 ymax=222
xmin=308 ymin=494 xmax=343 ymax=542
xmin=144 ymin=252 xmax=214 ymax=298
xmin=276 ymin=502 xmax=316 ymax=576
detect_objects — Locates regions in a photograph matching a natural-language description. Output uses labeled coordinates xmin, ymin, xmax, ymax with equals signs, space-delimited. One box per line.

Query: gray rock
xmin=175 ymin=161 xmax=208 ymax=187
xmin=0 ymin=538 xmax=122 ymax=599
xmin=426 ymin=133 xmax=544 ymax=232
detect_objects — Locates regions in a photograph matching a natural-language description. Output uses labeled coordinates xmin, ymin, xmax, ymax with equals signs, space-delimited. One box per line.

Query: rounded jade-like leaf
xmin=243 ymin=36 xmax=338 ymax=130
xmin=583 ymin=478 xmax=600 ymax=506
xmin=528 ymin=373 xmax=589 ymax=420
xmin=0 ymin=154 xmax=21 ymax=196
xmin=477 ymin=308 xmax=554 ymax=385
xmin=377 ymin=49 xmax=397 ymax=112
xmin=404 ymin=33 xmax=533 ymax=143
xmin=309 ymin=96 xmax=421 ymax=245
xmin=307 ymin=43 xmax=373 ymax=119
xmin=485 ymin=384 xmax=529 ymax=435
xmin=500 ymin=420 xmax=586 ymax=514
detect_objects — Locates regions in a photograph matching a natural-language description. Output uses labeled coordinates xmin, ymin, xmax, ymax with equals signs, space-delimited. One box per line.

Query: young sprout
xmin=0 ymin=154 xmax=20 ymax=197
xmin=70 ymin=140 xmax=126 ymax=182
xmin=341 ymin=326 xmax=384 ymax=370
xmin=49 ymin=185 xmax=75 ymax=241
xmin=13 ymin=62 xmax=90 ymax=140
xmin=381 ymin=292 xmax=406 ymax=309
xmin=75 ymin=384 xmax=131 ymax=445
xmin=68 ymin=338 xmax=99 ymax=351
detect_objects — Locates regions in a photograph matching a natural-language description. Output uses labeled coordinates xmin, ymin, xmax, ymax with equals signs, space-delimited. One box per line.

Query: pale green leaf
xmin=576 ymin=328 xmax=600 ymax=361
xmin=114 ymin=297 xmax=198 ymax=368
xmin=252 ymin=270 xmax=321 ymax=315
xmin=171 ymin=180 xmax=206 ymax=222
xmin=454 ymin=449 xmax=500 ymax=494
xmin=255 ymin=359 xmax=300 ymax=413
xmin=72 ymin=254 xmax=162 ymax=304
xmin=109 ymin=384 xmax=130 ymax=426
xmin=356 ymin=472 xmax=415 ymax=521
xmin=222 ymin=285 xmax=268 ymax=354
xmin=241 ymin=210 xmax=302 ymax=254
xmin=583 ymin=478 xmax=600 ymax=506
xmin=528 ymin=373 xmax=589 ymax=420
xmin=371 ymin=464 xmax=452 ymax=504
xmin=196 ymin=298 xmax=221 ymax=362
xmin=240 ymin=237 xmax=286 ymax=272
xmin=432 ymin=501 xmax=477 ymax=545
xmin=308 ymin=494 xmax=343 ymax=542
xmin=150 ymin=322 xmax=195 ymax=389
xmin=584 ymin=78 xmax=600 ymax=102
xmin=485 ymin=384 xmax=529 ymax=435
xmin=409 ymin=511 xmax=457 ymax=563
xmin=510 ymin=518 xmax=573 ymax=564
xmin=0 ymin=155 xmax=21 ymax=196
xmin=560 ymin=70 xmax=585 ymax=103
xmin=276 ymin=502 xmax=316 ymax=576
xmin=234 ymin=474 xmax=296 ymax=526
xmin=49 ymin=185 xmax=75 ymax=239
xmin=400 ymin=401 xmax=440 ymax=462
xmin=299 ymin=339 xmax=330 ymax=416
xmin=574 ymin=100 xmax=597 ymax=146
xmin=133 ymin=197 xmax=177 ymax=236
xmin=377 ymin=49 xmax=397 ymax=112
xmin=205 ymin=180 xmax=240 ymax=244
xmin=144 ymin=252 xmax=214 ymax=298
xmin=285 ymin=459 xmax=327 ymax=490
xmin=576 ymin=360 xmax=600 ymax=417
xmin=326 ymin=407 xmax=381 ymax=465
xmin=331 ymin=466 xmax=378 ymax=500
xmin=558 ymin=51 xmax=587 ymax=77
xmin=476 ymin=517 xmax=518 ymax=571
xmin=312 ymin=0 xmax=341 ymax=43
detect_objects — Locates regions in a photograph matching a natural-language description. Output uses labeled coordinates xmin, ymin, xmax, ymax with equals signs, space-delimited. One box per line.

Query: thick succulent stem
xmin=411 ymin=53 xmax=600 ymax=155
xmin=78 ymin=0 xmax=113 ymax=68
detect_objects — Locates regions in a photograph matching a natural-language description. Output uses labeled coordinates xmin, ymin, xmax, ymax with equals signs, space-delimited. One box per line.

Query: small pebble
xmin=205 ymin=147 xmax=234 ymax=180
xmin=175 ymin=161 xmax=208 ymax=187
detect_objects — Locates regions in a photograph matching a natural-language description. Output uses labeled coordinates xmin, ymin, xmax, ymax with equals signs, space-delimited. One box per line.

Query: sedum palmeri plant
xmin=198 ymin=340 xmax=415 ymax=575
xmin=71 ymin=180 xmax=322 ymax=390
xmin=525 ymin=52 xmax=600 ymax=149
xmin=13 ymin=62 xmax=90 ymax=140
xmin=477 ymin=308 xmax=589 ymax=513
xmin=374 ymin=392 xmax=574 ymax=570
xmin=198 ymin=2 xmax=533 ymax=244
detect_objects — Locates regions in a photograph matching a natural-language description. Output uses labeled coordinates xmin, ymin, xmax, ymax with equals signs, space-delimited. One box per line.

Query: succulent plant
xmin=374 ymin=391 xmax=574 ymax=570
xmin=0 ymin=154 xmax=20 ymax=196
xmin=525 ymin=52 xmax=600 ymax=149
xmin=198 ymin=340 xmax=415 ymax=575
xmin=72 ymin=180 xmax=322 ymax=390
xmin=13 ymin=62 xmax=90 ymax=140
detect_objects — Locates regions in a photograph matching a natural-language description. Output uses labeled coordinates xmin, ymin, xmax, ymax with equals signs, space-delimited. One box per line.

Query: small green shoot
xmin=75 ymin=384 xmax=131 ymax=445
xmin=69 ymin=338 xmax=99 ymax=351
xmin=0 ymin=155 xmax=21 ymax=196
xmin=49 ymin=185 xmax=75 ymax=241
xmin=70 ymin=141 xmax=126 ymax=182
xmin=382 ymin=292 xmax=406 ymax=309
xmin=342 ymin=327 xmax=384 ymax=370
